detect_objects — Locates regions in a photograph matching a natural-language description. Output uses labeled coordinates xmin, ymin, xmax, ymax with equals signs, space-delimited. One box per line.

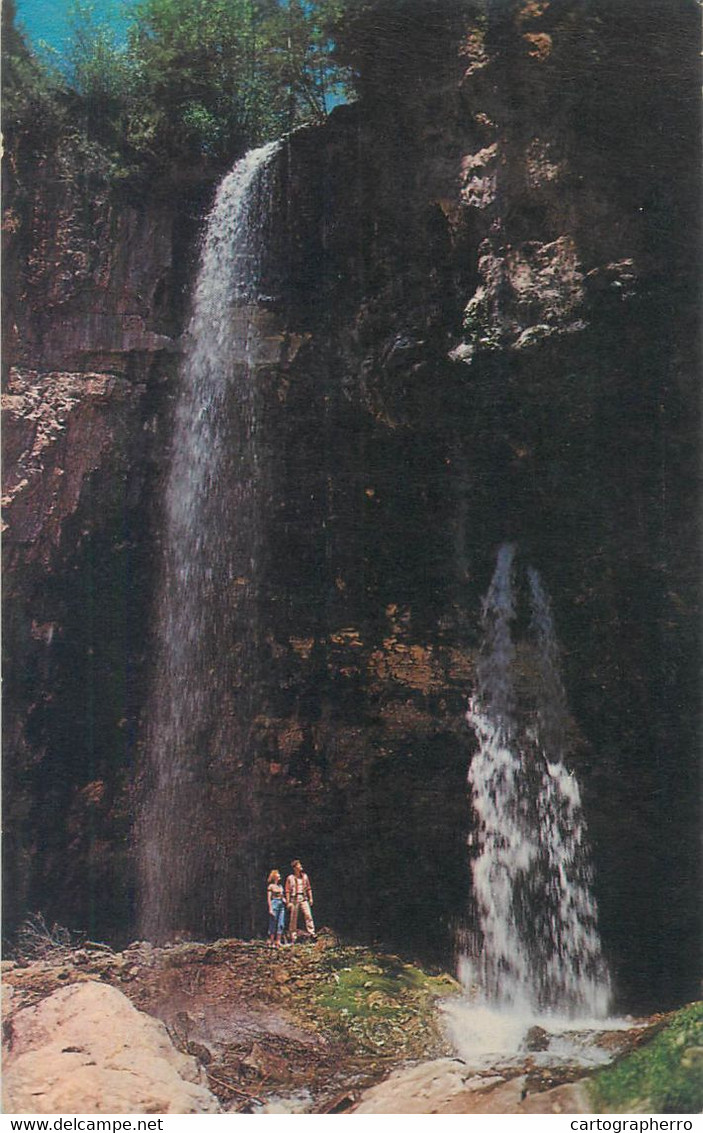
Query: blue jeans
xmin=268 ymin=898 xmax=285 ymax=937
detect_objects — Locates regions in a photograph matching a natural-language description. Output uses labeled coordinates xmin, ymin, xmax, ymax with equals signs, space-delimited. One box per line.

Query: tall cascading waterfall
xmin=138 ymin=141 xmax=281 ymax=942
xmin=463 ymin=543 xmax=611 ymax=1017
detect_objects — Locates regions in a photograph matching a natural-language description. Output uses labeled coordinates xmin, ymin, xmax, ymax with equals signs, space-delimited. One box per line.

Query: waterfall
xmin=138 ymin=141 xmax=281 ymax=942
xmin=464 ymin=544 xmax=611 ymax=1017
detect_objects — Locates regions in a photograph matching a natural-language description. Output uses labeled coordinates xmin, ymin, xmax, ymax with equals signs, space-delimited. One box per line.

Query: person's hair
xmin=291 ymin=859 xmax=301 ymax=870
xmin=267 ymin=869 xmax=280 ymax=883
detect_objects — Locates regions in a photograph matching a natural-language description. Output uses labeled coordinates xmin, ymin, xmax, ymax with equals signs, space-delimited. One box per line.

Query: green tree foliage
xmin=63 ymin=3 xmax=139 ymax=178
xmin=3 ymin=0 xmax=354 ymax=186
xmin=269 ymin=0 xmax=350 ymax=122
xmin=125 ymin=0 xmax=274 ymax=164
xmin=123 ymin=0 xmax=353 ymax=164
xmin=4 ymin=0 xmax=483 ymax=185
xmin=3 ymin=0 xmax=486 ymax=184
xmin=67 ymin=3 xmax=135 ymax=129
xmin=1 ymin=0 xmax=67 ymax=147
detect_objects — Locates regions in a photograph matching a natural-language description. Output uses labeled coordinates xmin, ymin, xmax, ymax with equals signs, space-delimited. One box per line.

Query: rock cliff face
xmin=2 ymin=162 xmax=203 ymax=939
xmin=3 ymin=0 xmax=700 ymax=1011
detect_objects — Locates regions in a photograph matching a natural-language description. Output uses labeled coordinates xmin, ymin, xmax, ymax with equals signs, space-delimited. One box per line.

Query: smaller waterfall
xmin=464 ymin=544 xmax=610 ymax=1018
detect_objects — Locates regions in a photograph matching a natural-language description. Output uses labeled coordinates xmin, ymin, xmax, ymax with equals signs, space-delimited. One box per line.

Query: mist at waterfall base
xmin=445 ymin=543 xmax=619 ymax=1064
xmin=138 ymin=142 xmax=281 ymax=942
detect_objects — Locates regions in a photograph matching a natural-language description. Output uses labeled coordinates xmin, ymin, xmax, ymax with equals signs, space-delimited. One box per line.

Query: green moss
xmin=310 ymin=946 xmax=460 ymax=1057
xmin=588 ymin=1003 xmax=703 ymax=1114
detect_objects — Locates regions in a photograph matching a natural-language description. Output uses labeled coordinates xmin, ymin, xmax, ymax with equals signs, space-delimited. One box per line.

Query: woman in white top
xmin=267 ymin=869 xmax=286 ymax=947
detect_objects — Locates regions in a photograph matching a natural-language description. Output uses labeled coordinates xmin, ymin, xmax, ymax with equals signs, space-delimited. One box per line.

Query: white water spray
xmin=462 ymin=544 xmax=611 ymax=1019
xmin=139 ymin=142 xmax=281 ymax=941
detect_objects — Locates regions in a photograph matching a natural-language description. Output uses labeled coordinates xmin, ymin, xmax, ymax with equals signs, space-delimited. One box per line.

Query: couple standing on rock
xmin=267 ymin=859 xmax=316 ymax=948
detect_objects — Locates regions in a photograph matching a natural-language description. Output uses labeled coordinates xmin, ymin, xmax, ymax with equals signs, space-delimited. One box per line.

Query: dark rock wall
xmin=3 ymin=1 xmax=699 ymax=1010
xmin=252 ymin=0 xmax=700 ymax=1006
xmin=2 ymin=160 xmax=208 ymax=939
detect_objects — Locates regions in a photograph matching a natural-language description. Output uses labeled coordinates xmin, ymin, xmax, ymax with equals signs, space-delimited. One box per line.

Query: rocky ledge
xmin=4 ymin=930 xmax=699 ymax=1115
xmin=2 ymin=931 xmax=457 ymax=1113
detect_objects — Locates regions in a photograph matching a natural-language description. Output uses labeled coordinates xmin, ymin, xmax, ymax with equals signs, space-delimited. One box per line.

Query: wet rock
xmin=353 ymin=1058 xmax=474 ymax=1113
xmin=524 ymin=1025 xmax=550 ymax=1052
xmin=354 ymin=1062 xmax=593 ymax=1114
xmin=517 ymin=1081 xmax=591 ymax=1114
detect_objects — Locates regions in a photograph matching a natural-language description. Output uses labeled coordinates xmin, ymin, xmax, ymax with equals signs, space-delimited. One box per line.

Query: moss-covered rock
xmin=309 ymin=946 xmax=461 ymax=1060
xmin=588 ymin=1003 xmax=703 ymax=1114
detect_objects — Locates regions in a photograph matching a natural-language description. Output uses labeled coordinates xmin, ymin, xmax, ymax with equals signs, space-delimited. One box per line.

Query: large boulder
xmin=3 ymin=981 xmax=220 ymax=1114
xmin=352 ymin=1058 xmax=592 ymax=1114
